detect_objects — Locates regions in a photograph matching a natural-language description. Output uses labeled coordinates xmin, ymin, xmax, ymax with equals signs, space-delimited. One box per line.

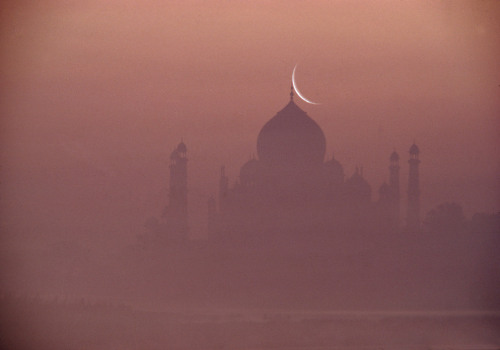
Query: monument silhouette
xmin=162 ymin=86 xmax=421 ymax=249
xmin=142 ymin=86 xmax=434 ymax=307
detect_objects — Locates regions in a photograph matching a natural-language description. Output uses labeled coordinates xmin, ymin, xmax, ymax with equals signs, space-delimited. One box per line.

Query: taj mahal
xmin=160 ymin=85 xmax=421 ymax=252
xmin=134 ymin=85 xmax=498 ymax=309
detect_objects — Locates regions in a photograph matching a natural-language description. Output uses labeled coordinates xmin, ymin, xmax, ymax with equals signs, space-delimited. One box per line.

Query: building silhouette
xmin=160 ymin=87 xmax=420 ymax=247
xmin=387 ymin=151 xmax=401 ymax=229
xmin=407 ymin=143 xmax=421 ymax=231
xmin=377 ymin=151 xmax=401 ymax=232
xmin=139 ymin=86 xmax=464 ymax=309
xmin=162 ymin=141 xmax=189 ymax=242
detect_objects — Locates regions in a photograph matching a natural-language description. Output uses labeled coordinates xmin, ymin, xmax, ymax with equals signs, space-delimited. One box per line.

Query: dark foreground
xmin=1 ymin=295 xmax=499 ymax=350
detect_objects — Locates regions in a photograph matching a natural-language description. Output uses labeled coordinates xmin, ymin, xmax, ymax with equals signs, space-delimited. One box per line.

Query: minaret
xmin=218 ymin=166 xmax=229 ymax=212
xmin=389 ymin=151 xmax=400 ymax=228
xmin=168 ymin=141 xmax=188 ymax=239
xmin=407 ymin=143 xmax=420 ymax=231
xmin=207 ymin=195 xmax=217 ymax=239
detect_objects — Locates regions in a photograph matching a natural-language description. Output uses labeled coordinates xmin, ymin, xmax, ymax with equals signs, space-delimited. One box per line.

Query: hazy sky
xmin=1 ymin=0 xmax=499 ymax=244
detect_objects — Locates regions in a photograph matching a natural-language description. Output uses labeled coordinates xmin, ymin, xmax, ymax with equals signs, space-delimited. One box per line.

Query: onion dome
xmin=240 ymin=158 xmax=260 ymax=185
xmin=257 ymin=100 xmax=326 ymax=167
xmin=390 ymin=151 xmax=399 ymax=161
xmin=409 ymin=143 xmax=419 ymax=155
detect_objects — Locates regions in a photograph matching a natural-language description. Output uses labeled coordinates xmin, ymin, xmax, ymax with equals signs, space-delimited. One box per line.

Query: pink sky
xmin=1 ymin=0 xmax=499 ymax=245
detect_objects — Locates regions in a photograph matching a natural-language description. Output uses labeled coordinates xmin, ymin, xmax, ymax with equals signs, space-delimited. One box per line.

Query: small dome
xmin=390 ymin=151 xmax=399 ymax=161
xmin=257 ymin=100 xmax=326 ymax=167
xmin=324 ymin=157 xmax=344 ymax=178
xmin=409 ymin=143 xmax=419 ymax=155
xmin=345 ymin=169 xmax=372 ymax=201
xmin=240 ymin=158 xmax=260 ymax=185
xmin=346 ymin=171 xmax=371 ymax=190
xmin=324 ymin=157 xmax=344 ymax=188
xmin=177 ymin=141 xmax=187 ymax=153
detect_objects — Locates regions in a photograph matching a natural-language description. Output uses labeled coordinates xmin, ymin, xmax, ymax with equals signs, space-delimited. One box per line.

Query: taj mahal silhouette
xmin=133 ymin=85 xmax=497 ymax=309
xmin=137 ymin=85 xmax=428 ymax=306
xmin=163 ymin=85 xmax=421 ymax=250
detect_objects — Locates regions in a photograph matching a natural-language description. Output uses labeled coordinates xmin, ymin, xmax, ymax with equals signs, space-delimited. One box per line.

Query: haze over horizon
xmin=1 ymin=3 xmax=500 ymax=349
xmin=1 ymin=0 xmax=499 ymax=246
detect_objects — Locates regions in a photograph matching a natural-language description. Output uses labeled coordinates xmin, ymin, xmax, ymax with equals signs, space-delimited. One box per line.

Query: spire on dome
xmin=290 ymin=83 xmax=294 ymax=101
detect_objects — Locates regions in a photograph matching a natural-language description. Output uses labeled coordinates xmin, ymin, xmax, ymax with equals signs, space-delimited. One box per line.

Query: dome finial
xmin=290 ymin=83 xmax=294 ymax=101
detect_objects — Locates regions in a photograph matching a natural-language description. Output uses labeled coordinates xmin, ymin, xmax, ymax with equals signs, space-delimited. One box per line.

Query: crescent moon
xmin=292 ymin=64 xmax=320 ymax=105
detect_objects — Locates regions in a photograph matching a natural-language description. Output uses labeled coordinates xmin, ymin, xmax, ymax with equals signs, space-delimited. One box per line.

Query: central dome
xmin=257 ymin=100 xmax=326 ymax=167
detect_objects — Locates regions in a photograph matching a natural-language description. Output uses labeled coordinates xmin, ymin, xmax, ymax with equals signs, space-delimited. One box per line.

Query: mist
xmin=1 ymin=1 xmax=499 ymax=349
